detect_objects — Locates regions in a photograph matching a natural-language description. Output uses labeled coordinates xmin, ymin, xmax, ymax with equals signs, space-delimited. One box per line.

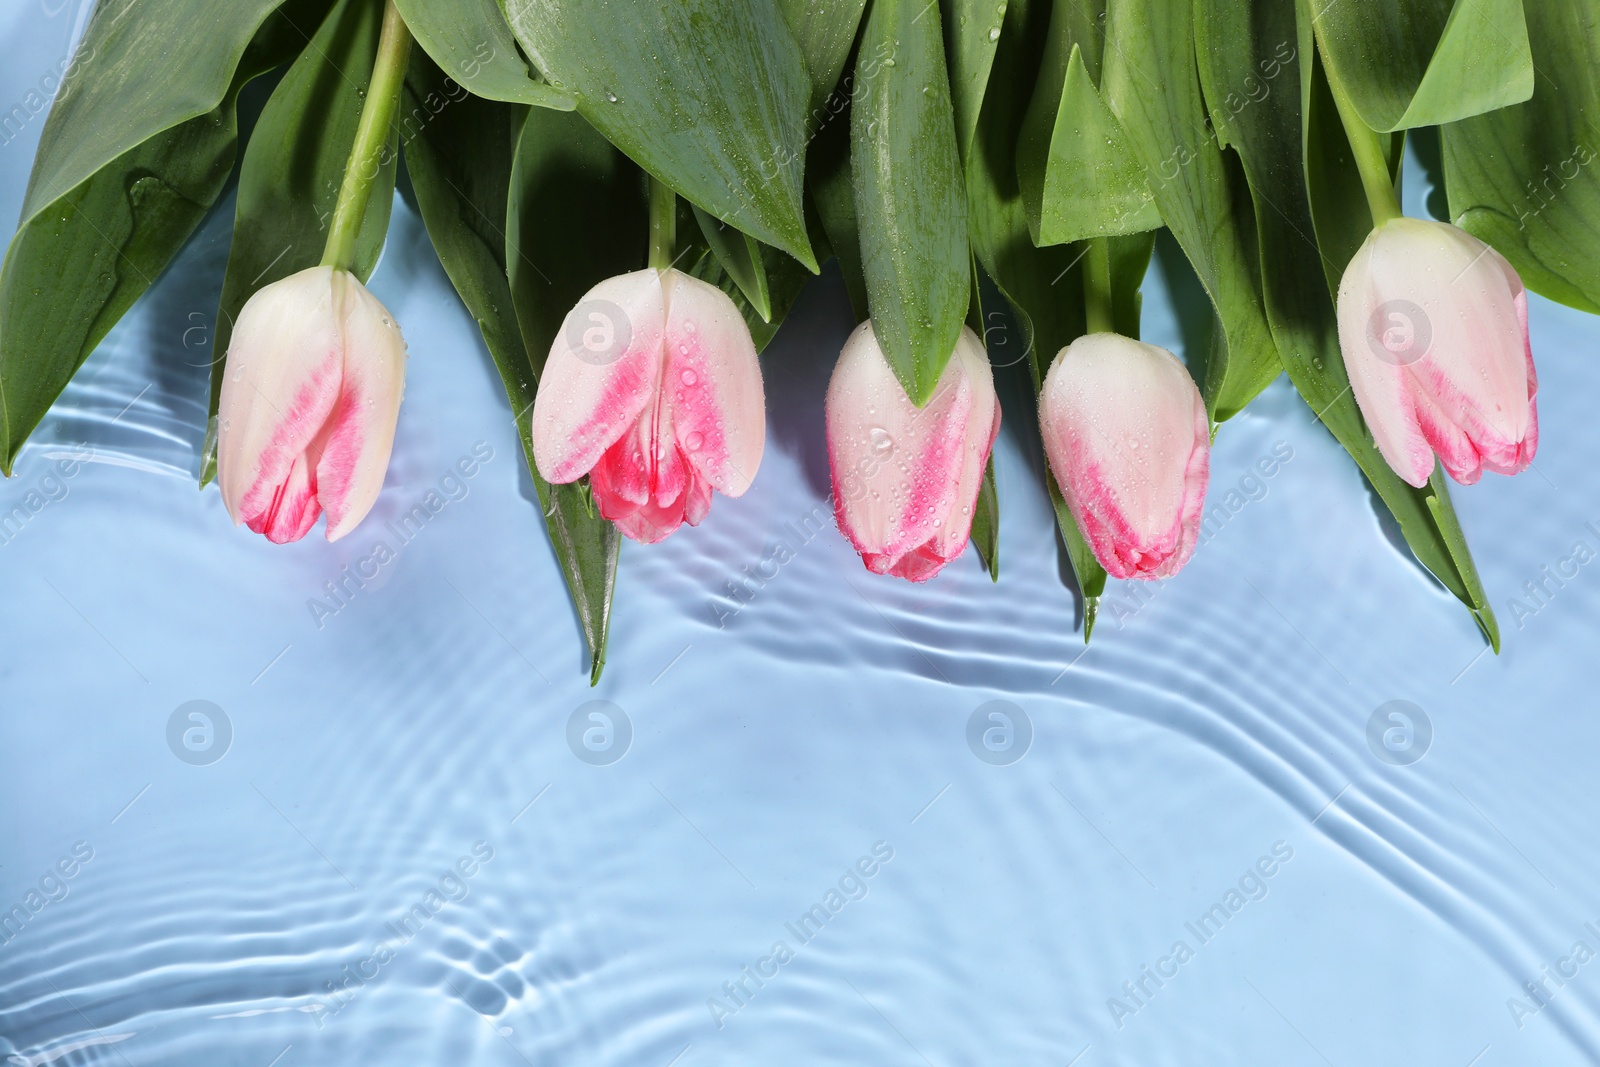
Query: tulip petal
xmin=1336 ymin=235 xmax=1437 ymax=488
xmin=926 ymin=329 xmax=1000 ymax=565
xmin=1340 ymin=218 xmax=1539 ymax=488
xmin=245 ymin=450 xmax=322 ymax=544
xmin=1040 ymin=334 xmax=1209 ymax=580
xmin=827 ymin=322 xmax=973 ymax=567
xmin=531 ymin=269 xmax=667 ymax=485
xmin=662 ymin=271 xmax=766 ymax=497
xmin=218 ymin=265 xmax=345 ymax=533
xmin=320 ymin=272 xmax=408 ymax=541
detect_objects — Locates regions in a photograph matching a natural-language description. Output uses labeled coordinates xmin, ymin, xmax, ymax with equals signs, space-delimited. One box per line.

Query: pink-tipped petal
xmin=662 ymin=270 xmax=766 ymax=497
xmin=826 ymin=323 xmax=996 ymax=581
xmin=926 ymin=328 xmax=1000 ymax=565
xmin=1338 ymin=217 xmax=1537 ymax=488
xmin=246 ymin=451 xmax=322 ymax=544
xmin=1336 ymin=235 xmax=1437 ymax=488
xmin=1040 ymin=334 xmax=1209 ymax=581
xmin=218 ymin=265 xmax=346 ymax=534
xmin=320 ymin=272 xmax=407 ymax=541
xmin=531 ymin=269 xmax=666 ymax=485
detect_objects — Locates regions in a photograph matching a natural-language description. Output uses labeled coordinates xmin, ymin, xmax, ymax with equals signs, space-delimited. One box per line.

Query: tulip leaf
xmin=966 ymin=261 xmax=999 ymax=582
xmin=391 ymin=0 xmax=573 ymax=109
xmin=692 ymin=207 xmax=772 ymax=323
xmin=504 ymin=104 xmax=658 ymax=682
xmin=1441 ymin=1 xmax=1600 ymax=315
xmin=1311 ymin=0 xmax=1532 ymax=133
xmin=966 ymin=0 xmax=1105 ymax=635
xmin=1100 ymin=0 xmax=1280 ymax=424
xmin=1016 ymin=0 xmax=1160 ymax=246
xmin=808 ymin=98 xmax=868 ymax=321
xmin=502 ymin=0 xmax=817 ymax=270
xmin=776 ymin=0 xmax=869 ymax=114
xmin=0 ymin=1 xmax=330 ymax=473
xmin=16 ymin=0 xmax=308 ymax=228
xmin=972 ymin=457 xmax=1000 ymax=582
xmin=942 ymin=0 xmax=1010 ymax=161
xmin=1191 ymin=0 xmax=1497 ymax=647
xmin=852 ymin=0 xmax=971 ymax=406
xmin=200 ymin=0 xmax=399 ymax=487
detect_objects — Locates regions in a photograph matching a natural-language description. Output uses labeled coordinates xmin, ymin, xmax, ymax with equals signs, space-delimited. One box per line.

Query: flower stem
xmin=648 ymin=176 xmax=677 ymax=271
xmin=1317 ymin=39 xmax=1401 ymax=226
xmin=1083 ymin=237 xmax=1115 ymax=335
xmin=321 ymin=0 xmax=412 ymax=272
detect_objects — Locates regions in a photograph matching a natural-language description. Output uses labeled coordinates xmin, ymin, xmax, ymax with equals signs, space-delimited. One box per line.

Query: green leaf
xmin=403 ymin=54 xmax=621 ymax=682
xmin=1100 ymin=0 xmax=1280 ymax=422
xmin=0 ymin=2 xmax=326 ymax=472
xmin=775 ymin=0 xmax=869 ymax=114
xmin=1192 ymin=0 xmax=1497 ymax=645
xmin=941 ymin=0 xmax=1010 ymax=161
xmin=502 ymin=0 xmax=817 ymax=269
xmin=392 ymin=0 xmax=572 ymax=108
xmin=971 ymin=457 xmax=1000 ymax=581
xmin=966 ymin=0 xmax=1105 ymax=634
xmin=808 ymin=97 xmax=868 ymax=321
xmin=200 ymin=0 xmax=399 ymax=486
xmin=504 ymin=105 xmax=654 ymax=682
xmin=1442 ymin=1 xmax=1600 ymax=314
xmin=17 ymin=0 xmax=310 ymax=227
xmin=852 ymin=0 xmax=970 ymax=405
xmin=1015 ymin=0 xmax=1160 ymax=245
xmin=692 ymin=206 xmax=772 ymax=322
xmin=1311 ymin=0 xmax=1532 ymax=133
xmin=966 ymin=260 xmax=999 ymax=581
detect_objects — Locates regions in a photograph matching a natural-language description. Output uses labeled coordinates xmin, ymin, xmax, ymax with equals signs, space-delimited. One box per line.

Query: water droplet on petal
xmin=685 ymin=431 xmax=704 ymax=452
xmin=681 ymin=369 xmax=698 ymax=386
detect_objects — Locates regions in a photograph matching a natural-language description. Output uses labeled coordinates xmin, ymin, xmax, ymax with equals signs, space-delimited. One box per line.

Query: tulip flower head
xmin=1040 ymin=334 xmax=1209 ymax=581
xmin=1337 ymin=217 xmax=1538 ymax=488
xmin=217 ymin=265 xmax=407 ymax=544
xmin=826 ymin=323 xmax=1000 ymax=582
xmin=531 ymin=268 xmax=765 ymax=543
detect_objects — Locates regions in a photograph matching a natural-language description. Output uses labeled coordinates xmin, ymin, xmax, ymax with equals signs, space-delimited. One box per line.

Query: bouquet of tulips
xmin=0 ymin=0 xmax=1575 ymax=679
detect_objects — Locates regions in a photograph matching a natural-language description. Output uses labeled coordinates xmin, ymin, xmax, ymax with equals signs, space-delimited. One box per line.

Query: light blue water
xmin=4 ymin=4 xmax=1600 ymax=1064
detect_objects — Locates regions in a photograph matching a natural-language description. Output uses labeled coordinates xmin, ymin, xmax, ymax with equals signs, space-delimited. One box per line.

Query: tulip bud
xmin=531 ymin=268 xmax=765 ymax=543
xmin=826 ymin=323 xmax=1000 ymax=581
xmin=1040 ymin=334 xmax=1209 ymax=580
xmin=1336 ymin=217 xmax=1538 ymax=488
xmin=217 ymin=265 xmax=407 ymax=544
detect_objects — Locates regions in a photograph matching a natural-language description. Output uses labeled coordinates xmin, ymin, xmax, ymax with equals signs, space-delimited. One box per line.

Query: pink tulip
xmin=1337 ymin=217 xmax=1538 ymax=488
xmin=217 ymin=265 xmax=407 ymax=544
xmin=826 ymin=323 xmax=1000 ymax=582
xmin=531 ymin=269 xmax=765 ymax=543
xmin=1040 ymin=334 xmax=1209 ymax=580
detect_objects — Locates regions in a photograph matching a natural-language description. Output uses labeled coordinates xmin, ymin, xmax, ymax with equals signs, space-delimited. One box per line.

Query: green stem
xmin=1083 ymin=237 xmax=1115 ymax=335
xmin=321 ymin=0 xmax=413 ymax=272
xmin=648 ymin=176 xmax=677 ymax=271
xmin=1318 ymin=37 xmax=1401 ymax=226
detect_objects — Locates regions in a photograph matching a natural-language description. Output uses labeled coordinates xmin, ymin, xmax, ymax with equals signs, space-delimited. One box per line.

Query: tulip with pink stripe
xmin=531 ymin=269 xmax=765 ymax=543
xmin=826 ymin=323 xmax=1000 ymax=581
xmin=1040 ymin=334 xmax=1209 ymax=581
xmin=217 ymin=265 xmax=407 ymax=544
xmin=1336 ymin=217 xmax=1538 ymax=488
